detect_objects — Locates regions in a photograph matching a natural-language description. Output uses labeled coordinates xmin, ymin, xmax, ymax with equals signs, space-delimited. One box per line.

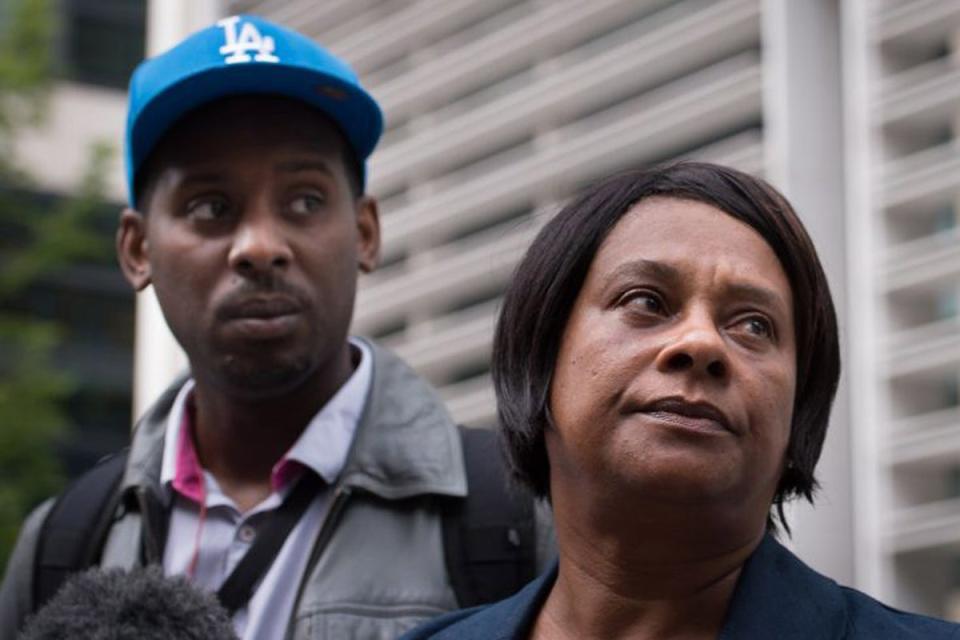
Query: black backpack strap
xmin=216 ymin=470 xmax=323 ymax=615
xmin=442 ymin=425 xmax=537 ymax=607
xmin=32 ymin=449 xmax=129 ymax=611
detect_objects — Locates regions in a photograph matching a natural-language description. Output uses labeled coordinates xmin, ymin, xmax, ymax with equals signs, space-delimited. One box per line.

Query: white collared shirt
xmin=159 ymin=339 xmax=372 ymax=640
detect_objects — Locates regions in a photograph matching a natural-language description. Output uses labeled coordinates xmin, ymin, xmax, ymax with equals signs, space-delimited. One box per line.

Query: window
xmin=58 ymin=0 xmax=146 ymax=89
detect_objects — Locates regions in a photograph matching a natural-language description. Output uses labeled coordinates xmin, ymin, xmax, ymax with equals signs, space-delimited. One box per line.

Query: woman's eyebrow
xmin=724 ymin=282 xmax=790 ymax=316
xmin=607 ymin=259 xmax=682 ymax=285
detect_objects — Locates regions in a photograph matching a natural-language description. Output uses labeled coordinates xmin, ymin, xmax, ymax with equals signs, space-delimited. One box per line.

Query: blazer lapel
xmin=720 ymin=534 xmax=849 ymax=639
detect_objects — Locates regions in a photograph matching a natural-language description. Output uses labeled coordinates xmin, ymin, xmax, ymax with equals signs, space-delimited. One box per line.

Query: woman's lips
xmin=635 ymin=397 xmax=736 ymax=435
xmin=642 ymin=409 xmax=730 ymax=434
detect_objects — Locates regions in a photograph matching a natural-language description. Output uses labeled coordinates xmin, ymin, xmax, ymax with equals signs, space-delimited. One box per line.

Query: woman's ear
xmin=116 ymin=208 xmax=152 ymax=291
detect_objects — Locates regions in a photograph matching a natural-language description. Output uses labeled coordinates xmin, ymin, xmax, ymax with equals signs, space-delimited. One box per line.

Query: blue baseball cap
xmin=125 ymin=14 xmax=383 ymax=206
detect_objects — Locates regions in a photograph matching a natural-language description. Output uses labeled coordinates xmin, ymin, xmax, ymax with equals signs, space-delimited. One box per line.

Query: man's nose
xmin=654 ymin=309 xmax=729 ymax=380
xmin=227 ymin=210 xmax=293 ymax=276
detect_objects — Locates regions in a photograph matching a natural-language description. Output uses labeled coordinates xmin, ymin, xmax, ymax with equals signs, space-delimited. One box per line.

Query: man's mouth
xmin=221 ymin=296 xmax=303 ymax=320
xmin=219 ymin=296 xmax=304 ymax=340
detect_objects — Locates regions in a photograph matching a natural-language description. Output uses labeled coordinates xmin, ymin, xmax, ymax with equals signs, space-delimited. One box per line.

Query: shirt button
xmin=238 ymin=524 xmax=256 ymax=543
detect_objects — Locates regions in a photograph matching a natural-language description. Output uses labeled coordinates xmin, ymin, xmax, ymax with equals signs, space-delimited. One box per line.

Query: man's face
xmin=117 ymin=96 xmax=379 ymax=398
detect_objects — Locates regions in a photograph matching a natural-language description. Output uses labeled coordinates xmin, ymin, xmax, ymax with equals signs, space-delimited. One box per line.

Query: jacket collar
xmin=121 ymin=374 xmax=184 ymax=500
xmin=431 ymin=534 xmax=850 ymax=639
xmin=719 ymin=533 xmax=849 ymax=639
xmin=336 ymin=338 xmax=466 ymax=499
xmin=423 ymin=564 xmax=557 ymax=640
xmin=120 ymin=338 xmax=467 ymax=501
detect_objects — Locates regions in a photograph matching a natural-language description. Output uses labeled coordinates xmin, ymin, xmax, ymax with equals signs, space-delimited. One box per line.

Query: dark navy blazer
xmin=401 ymin=534 xmax=960 ymax=639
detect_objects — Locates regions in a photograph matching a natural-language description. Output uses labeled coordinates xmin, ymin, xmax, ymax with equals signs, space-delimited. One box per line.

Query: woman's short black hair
xmin=491 ymin=161 xmax=840 ymax=531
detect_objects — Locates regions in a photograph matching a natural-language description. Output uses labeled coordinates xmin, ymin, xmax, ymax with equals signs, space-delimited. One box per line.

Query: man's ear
xmin=117 ymin=208 xmax=152 ymax=291
xmin=355 ymin=196 xmax=380 ymax=274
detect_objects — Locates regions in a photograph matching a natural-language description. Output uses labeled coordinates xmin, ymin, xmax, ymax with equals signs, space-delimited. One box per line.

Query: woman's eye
xmin=289 ymin=194 xmax=325 ymax=216
xmin=621 ymin=291 xmax=665 ymax=315
xmin=186 ymin=198 xmax=229 ymax=221
xmin=738 ymin=316 xmax=774 ymax=340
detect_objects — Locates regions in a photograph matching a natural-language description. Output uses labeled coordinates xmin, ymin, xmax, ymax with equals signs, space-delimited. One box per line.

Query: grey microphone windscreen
xmin=20 ymin=566 xmax=237 ymax=640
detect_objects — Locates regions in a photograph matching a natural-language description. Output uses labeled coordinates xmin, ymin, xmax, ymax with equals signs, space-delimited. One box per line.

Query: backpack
xmin=31 ymin=425 xmax=538 ymax=613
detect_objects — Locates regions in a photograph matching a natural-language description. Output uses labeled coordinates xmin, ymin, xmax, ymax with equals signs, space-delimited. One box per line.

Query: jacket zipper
xmin=284 ymin=484 xmax=354 ymax=639
xmin=135 ymin=486 xmax=167 ymax=565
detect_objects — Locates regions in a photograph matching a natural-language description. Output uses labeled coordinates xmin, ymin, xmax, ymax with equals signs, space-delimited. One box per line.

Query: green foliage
xmin=0 ymin=142 xmax=112 ymax=295
xmin=0 ymin=317 xmax=71 ymax=565
xmin=0 ymin=0 xmax=54 ymax=175
xmin=0 ymin=0 xmax=112 ymax=570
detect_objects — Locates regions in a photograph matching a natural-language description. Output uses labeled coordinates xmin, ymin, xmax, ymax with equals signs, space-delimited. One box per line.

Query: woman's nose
xmin=655 ymin=311 xmax=729 ymax=380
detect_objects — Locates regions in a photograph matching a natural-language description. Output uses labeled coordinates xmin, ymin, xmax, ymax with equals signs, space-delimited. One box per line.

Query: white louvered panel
xmin=322 ymin=0 xmax=519 ymax=76
xmin=883 ymin=227 xmax=960 ymax=293
xmin=384 ymin=299 xmax=500 ymax=383
xmin=879 ymin=59 xmax=960 ymax=128
xmin=885 ymin=497 xmax=960 ymax=554
xmin=379 ymin=55 xmax=763 ymax=260
xmin=369 ymin=0 xmax=760 ymax=195
xmin=843 ymin=0 xmax=960 ymax=616
xmin=253 ymin=0 xmax=380 ymax=33
xmin=355 ymin=217 xmax=542 ymax=334
xmin=882 ymin=318 xmax=960 ymax=379
xmin=369 ymin=0 xmax=682 ymax=123
xmin=873 ymin=0 xmax=960 ymax=49
xmin=881 ymin=144 xmax=960 ymax=214
xmin=887 ymin=407 xmax=960 ymax=468
xmin=439 ymin=376 xmax=497 ymax=428
xmin=681 ymin=131 xmax=765 ymax=175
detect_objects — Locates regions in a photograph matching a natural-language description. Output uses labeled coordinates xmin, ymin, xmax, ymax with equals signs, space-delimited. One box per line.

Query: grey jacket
xmin=1 ymin=340 xmax=520 ymax=639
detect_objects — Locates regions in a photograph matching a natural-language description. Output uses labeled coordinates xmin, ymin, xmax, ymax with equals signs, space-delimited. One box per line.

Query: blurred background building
xmin=11 ymin=0 xmax=960 ymax=620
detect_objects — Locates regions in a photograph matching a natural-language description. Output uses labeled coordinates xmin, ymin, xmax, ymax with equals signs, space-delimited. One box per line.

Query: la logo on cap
xmin=217 ymin=16 xmax=279 ymax=64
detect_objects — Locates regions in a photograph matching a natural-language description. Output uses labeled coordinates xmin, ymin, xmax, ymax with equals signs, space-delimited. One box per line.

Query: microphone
xmin=20 ymin=566 xmax=237 ymax=640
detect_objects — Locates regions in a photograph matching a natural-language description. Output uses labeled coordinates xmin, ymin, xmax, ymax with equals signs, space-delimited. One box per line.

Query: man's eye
xmin=186 ymin=199 xmax=228 ymax=221
xmin=289 ymin=194 xmax=325 ymax=216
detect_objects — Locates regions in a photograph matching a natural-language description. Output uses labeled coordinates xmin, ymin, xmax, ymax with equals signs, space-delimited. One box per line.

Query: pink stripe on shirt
xmin=172 ymin=406 xmax=205 ymax=504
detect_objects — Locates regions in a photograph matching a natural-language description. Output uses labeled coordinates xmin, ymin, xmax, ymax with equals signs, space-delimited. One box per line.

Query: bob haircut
xmin=492 ymin=161 xmax=840 ymax=531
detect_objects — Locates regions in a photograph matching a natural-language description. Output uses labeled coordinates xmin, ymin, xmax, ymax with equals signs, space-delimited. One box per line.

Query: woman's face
xmin=547 ymin=197 xmax=796 ymax=516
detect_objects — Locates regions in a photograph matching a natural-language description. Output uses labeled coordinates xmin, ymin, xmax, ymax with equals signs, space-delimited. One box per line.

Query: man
xmin=0 ymin=15 xmax=544 ymax=639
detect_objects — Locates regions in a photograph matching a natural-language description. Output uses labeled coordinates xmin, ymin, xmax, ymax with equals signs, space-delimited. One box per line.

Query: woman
xmin=402 ymin=163 xmax=959 ymax=639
